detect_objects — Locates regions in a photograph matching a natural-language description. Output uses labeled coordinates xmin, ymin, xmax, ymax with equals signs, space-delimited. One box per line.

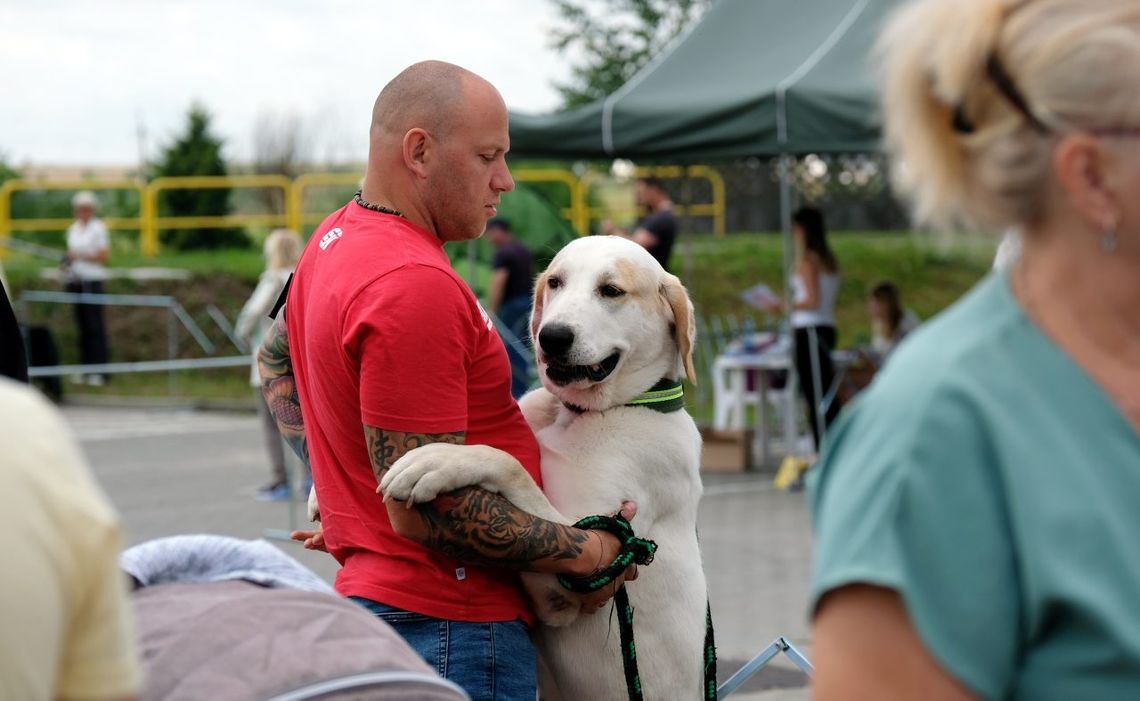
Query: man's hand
xmin=576 ymin=500 xmax=640 ymax=614
xmin=290 ymin=525 xmax=327 ymax=552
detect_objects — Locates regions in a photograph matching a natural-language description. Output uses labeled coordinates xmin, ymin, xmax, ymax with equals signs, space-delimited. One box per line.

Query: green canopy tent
xmin=510 ymin=0 xmax=892 ymax=160
xmin=510 ymin=0 xmax=897 ymax=225
xmin=508 ymin=0 xmax=899 ymax=456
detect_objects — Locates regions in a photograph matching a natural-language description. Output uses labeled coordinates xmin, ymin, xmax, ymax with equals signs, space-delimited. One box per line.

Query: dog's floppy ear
xmin=530 ymin=270 xmax=549 ymax=343
xmin=662 ymin=273 xmax=697 ymax=384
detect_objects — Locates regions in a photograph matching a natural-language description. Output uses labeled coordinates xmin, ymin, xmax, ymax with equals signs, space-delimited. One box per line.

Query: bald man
xmin=258 ymin=61 xmax=634 ymax=699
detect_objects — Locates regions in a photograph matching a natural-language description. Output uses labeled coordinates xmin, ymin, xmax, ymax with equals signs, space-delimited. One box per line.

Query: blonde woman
xmin=236 ymin=229 xmax=304 ymax=501
xmin=809 ymin=1 xmax=1140 ymax=699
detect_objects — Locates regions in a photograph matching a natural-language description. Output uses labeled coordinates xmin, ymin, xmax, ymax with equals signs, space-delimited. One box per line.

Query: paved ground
xmin=68 ymin=405 xmax=815 ymax=700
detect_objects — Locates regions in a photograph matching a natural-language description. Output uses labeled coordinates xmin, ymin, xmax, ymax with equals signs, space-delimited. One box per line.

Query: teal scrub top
xmin=809 ymin=272 xmax=1140 ymax=700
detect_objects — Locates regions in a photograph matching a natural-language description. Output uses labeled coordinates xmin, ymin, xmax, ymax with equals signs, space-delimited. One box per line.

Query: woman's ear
xmin=1052 ymin=134 xmax=1118 ymax=233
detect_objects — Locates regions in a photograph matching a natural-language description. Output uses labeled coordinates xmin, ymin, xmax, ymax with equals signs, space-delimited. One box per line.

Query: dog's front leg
xmin=518 ymin=387 xmax=560 ymax=433
xmin=379 ymin=443 xmax=569 ymax=524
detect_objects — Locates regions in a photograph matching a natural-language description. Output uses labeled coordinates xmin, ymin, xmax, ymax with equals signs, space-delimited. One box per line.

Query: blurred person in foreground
xmin=485 ymin=217 xmax=534 ymax=397
xmin=235 ymin=228 xmax=306 ymax=501
xmin=809 ymin=1 xmax=1140 ymax=699
xmin=64 ymin=190 xmax=111 ymax=385
xmin=0 ymin=377 xmax=140 ymax=700
xmin=258 ymin=60 xmax=636 ymax=699
xmin=602 ymin=176 xmax=678 ymax=269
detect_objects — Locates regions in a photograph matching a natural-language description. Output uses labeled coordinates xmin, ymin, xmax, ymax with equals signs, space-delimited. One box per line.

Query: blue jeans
xmin=498 ymin=295 xmax=533 ymax=399
xmin=351 ymin=597 xmax=537 ymax=700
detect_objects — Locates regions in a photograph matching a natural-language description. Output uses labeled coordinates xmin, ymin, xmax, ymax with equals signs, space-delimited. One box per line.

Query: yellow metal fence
xmin=0 ymin=167 xmax=725 ymax=257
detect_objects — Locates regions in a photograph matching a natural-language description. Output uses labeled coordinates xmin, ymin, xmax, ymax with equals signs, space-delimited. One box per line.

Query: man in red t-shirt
xmin=257 ymin=61 xmax=635 ymax=700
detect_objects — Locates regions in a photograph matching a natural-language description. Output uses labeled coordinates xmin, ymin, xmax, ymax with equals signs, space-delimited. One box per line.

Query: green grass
xmin=2 ymin=246 xmax=266 ymax=289
xmin=683 ymin=231 xmax=995 ymax=345
xmin=63 ymin=368 xmax=255 ymax=402
xmin=10 ymin=231 xmax=997 ymax=406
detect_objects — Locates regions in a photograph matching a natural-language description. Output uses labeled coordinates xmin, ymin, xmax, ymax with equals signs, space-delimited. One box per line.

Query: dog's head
xmin=530 ymin=236 xmax=696 ymax=411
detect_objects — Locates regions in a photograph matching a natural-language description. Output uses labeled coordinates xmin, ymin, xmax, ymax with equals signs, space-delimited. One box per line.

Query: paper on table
xmin=741 ymin=283 xmax=780 ymax=310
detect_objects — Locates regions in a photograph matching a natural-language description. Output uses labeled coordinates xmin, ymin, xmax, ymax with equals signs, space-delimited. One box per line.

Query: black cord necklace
xmin=353 ymin=190 xmax=405 ymax=218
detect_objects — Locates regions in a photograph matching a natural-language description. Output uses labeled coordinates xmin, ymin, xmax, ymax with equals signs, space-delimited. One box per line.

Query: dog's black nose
xmin=538 ymin=324 xmax=575 ymax=358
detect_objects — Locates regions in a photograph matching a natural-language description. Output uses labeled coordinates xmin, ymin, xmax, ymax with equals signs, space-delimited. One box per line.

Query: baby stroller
xmin=124 ymin=535 xmax=468 ymax=701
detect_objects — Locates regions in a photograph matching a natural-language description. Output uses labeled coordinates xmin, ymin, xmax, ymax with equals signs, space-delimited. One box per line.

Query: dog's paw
xmin=379 ymin=443 xmax=492 ymax=504
xmin=536 ymin=592 xmax=581 ymax=627
xmin=523 ymin=574 xmax=581 ymax=627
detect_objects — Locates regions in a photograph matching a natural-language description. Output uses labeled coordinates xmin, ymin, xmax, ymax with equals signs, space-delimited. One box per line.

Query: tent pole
xmin=778 ymin=154 xmax=800 ymax=461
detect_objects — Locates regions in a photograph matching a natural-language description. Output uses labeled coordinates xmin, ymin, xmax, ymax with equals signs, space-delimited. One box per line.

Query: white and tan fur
xmin=381 ymin=236 xmax=708 ymax=700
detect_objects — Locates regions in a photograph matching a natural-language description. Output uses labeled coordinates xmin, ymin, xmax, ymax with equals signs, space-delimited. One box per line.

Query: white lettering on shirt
xmin=475 ymin=302 xmax=495 ymax=332
xmin=319 ymin=227 xmax=343 ymax=250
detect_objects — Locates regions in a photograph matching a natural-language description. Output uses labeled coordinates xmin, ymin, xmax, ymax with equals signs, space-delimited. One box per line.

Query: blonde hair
xmin=878 ymin=0 xmax=1140 ymax=230
xmin=264 ymin=229 xmax=302 ymax=271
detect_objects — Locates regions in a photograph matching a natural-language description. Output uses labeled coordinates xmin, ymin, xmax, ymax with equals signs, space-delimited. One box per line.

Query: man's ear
xmin=1053 ymin=133 xmax=1118 ymax=233
xmin=402 ymin=128 xmax=432 ymax=179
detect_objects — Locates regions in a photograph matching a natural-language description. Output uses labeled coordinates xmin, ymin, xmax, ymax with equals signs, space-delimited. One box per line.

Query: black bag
xmin=25 ymin=324 xmax=63 ymax=401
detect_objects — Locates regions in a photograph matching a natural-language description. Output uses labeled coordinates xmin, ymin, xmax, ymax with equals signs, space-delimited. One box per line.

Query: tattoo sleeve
xmin=258 ymin=315 xmax=310 ymax=470
xmin=365 ymin=425 xmax=590 ymax=572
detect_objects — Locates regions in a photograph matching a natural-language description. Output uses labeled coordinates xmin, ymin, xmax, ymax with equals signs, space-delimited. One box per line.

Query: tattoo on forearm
xmin=364 ymin=426 xmax=465 ymax=484
xmin=364 ymin=426 xmax=588 ymax=569
xmin=421 ymin=487 xmax=589 ymax=569
xmin=258 ymin=316 xmax=310 ymax=469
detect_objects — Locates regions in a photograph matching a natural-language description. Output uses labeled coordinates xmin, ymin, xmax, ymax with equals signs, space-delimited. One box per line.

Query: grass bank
xmin=5 ymin=231 xmax=996 ymax=403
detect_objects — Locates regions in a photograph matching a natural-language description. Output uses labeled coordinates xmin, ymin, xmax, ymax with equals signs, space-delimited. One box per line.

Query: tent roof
xmin=509 ymin=0 xmax=897 ymax=161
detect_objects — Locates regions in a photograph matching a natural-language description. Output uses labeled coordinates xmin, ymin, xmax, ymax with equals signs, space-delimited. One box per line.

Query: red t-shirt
xmin=286 ymin=201 xmax=542 ymax=623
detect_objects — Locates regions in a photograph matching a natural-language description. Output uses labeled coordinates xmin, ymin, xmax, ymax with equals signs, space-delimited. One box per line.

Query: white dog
xmin=381 ymin=236 xmax=709 ymax=700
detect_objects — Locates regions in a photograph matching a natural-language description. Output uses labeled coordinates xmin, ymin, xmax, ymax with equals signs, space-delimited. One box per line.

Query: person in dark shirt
xmin=603 ymin=176 xmax=677 ymax=269
xmin=486 ymin=217 xmax=534 ymax=397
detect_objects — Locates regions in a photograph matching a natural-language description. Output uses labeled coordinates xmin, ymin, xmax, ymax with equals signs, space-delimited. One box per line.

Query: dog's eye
xmin=599 ymin=284 xmax=625 ymax=298
xmin=547 ymin=276 xmax=562 ymax=290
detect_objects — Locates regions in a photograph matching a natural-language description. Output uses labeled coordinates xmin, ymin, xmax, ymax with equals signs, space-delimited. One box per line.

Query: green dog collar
xmin=624 ymin=378 xmax=685 ymax=413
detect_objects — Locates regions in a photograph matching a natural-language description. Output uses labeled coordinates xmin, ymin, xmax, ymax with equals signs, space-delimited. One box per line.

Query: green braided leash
xmin=556 ymin=515 xmax=717 ymax=700
xmin=557 ymin=514 xmax=658 ymax=700
xmin=704 ymin=601 xmax=717 ymax=700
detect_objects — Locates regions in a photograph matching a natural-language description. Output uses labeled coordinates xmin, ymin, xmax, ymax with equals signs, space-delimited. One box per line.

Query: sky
xmin=1 ymin=0 xmax=577 ymax=167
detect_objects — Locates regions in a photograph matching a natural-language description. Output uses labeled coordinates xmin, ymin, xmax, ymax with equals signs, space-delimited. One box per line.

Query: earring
xmin=1102 ymin=226 xmax=1118 ymax=253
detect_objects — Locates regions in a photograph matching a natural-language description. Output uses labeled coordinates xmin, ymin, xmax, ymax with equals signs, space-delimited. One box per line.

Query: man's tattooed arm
xmin=366 ymin=426 xmax=603 ymax=576
xmin=258 ymin=315 xmax=310 ymax=470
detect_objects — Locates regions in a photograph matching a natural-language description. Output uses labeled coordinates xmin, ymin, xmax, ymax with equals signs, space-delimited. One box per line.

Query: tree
xmin=153 ymin=104 xmax=248 ymax=250
xmin=549 ymin=0 xmax=710 ymax=109
xmin=0 ymin=152 xmax=17 ymax=185
xmin=250 ymin=110 xmax=313 ymax=214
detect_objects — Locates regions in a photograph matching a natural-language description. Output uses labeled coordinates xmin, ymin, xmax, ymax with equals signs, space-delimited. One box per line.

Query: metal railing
xmin=0 ymin=179 xmax=146 ymax=241
xmin=0 ymin=166 xmax=728 ymax=256
xmin=17 ymin=290 xmax=247 ymax=395
xmin=141 ymin=175 xmax=293 ymax=256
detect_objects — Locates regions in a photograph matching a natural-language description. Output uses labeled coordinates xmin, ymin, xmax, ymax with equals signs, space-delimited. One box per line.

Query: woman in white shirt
xmin=769 ymin=206 xmax=843 ymax=451
xmin=65 ymin=191 xmax=110 ymax=385
xmin=235 ymin=229 xmax=304 ymax=501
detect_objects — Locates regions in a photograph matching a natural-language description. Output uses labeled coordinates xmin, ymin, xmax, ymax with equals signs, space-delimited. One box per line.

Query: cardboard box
xmin=700 ymin=428 xmax=754 ymax=473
